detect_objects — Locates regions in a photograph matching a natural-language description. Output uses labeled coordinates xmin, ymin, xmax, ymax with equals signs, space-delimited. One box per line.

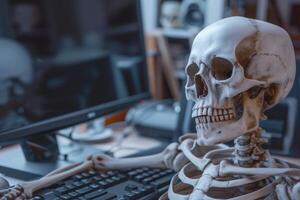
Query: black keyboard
xmin=32 ymin=167 xmax=174 ymax=200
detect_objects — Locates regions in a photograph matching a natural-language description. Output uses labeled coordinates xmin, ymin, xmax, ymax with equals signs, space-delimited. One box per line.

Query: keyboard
xmin=32 ymin=167 xmax=174 ymax=200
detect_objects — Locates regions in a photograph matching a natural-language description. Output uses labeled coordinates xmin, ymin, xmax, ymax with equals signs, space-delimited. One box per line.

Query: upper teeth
xmin=192 ymin=107 xmax=235 ymax=123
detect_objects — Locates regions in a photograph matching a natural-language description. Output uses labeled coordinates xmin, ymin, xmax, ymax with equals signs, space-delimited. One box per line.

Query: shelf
xmin=155 ymin=27 xmax=200 ymax=39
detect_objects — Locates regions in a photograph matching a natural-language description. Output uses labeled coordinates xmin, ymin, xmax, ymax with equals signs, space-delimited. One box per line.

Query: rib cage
xmin=160 ymin=135 xmax=300 ymax=200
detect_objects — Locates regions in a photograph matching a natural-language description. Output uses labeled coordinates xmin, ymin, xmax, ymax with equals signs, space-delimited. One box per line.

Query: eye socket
xmin=211 ymin=57 xmax=233 ymax=80
xmin=186 ymin=63 xmax=199 ymax=79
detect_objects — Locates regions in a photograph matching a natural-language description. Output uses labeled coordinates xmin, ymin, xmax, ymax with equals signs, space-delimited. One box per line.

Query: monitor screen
xmin=0 ymin=0 xmax=149 ymax=142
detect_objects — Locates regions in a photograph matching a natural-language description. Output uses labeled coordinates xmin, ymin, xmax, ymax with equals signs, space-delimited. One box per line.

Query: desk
xmin=0 ymin=127 xmax=164 ymax=185
xmin=1 ymin=129 xmax=300 ymax=186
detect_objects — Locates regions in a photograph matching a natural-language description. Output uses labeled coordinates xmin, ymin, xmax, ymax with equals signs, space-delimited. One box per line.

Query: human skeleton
xmin=1 ymin=16 xmax=300 ymax=200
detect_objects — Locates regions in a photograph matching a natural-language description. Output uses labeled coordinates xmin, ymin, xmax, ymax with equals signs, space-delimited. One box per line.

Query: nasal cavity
xmin=195 ymin=74 xmax=208 ymax=98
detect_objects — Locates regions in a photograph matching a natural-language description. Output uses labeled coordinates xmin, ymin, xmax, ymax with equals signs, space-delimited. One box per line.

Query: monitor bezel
xmin=0 ymin=0 xmax=150 ymax=144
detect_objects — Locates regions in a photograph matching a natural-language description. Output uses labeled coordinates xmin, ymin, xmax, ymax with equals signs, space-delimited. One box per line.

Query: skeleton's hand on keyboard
xmin=0 ymin=185 xmax=27 ymax=200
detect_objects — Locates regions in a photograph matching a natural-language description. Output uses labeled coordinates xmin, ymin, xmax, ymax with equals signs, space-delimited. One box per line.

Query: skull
xmin=160 ymin=1 xmax=182 ymax=28
xmin=185 ymin=16 xmax=296 ymax=145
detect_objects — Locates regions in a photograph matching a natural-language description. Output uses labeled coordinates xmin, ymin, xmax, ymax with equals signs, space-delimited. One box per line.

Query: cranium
xmin=160 ymin=1 xmax=182 ymax=28
xmin=185 ymin=16 xmax=296 ymax=145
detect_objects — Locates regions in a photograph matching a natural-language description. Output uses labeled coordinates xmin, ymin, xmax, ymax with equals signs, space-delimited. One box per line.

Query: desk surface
xmin=1 ymin=129 xmax=300 ymax=186
xmin=0 ymin=127 xmax=163 ymax=185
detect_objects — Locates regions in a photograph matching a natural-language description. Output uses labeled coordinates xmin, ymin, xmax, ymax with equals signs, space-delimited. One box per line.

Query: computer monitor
xmin=0 ymin=0 xmax=149 ymax=143
xmin=0 ymin=0 xmax=149 ymax=179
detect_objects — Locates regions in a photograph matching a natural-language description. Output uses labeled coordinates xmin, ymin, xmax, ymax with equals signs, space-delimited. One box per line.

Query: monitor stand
xmin=0 ymin=133 xmax=104 ymax=181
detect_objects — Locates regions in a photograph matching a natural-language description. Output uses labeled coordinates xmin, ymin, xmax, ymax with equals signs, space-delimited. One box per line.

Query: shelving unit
xmin=147 ymin=27 xmax=199 ymax=100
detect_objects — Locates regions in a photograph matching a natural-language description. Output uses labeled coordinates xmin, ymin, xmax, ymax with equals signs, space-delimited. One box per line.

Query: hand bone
xmin=0 ymin=143 xmax=182 ymax=199
xmin=0 ymin=185 xmax=26 ymax=200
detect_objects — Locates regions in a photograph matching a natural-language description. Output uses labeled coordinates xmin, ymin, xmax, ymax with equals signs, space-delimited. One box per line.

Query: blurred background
xmin=143 ymin=0 xmax=300 ymax=156
xmin=0 ymin=0 xmax=300 ymax=158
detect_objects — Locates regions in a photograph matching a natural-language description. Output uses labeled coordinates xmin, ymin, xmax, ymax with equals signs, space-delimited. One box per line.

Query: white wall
xmin=204 ymin=0 xmax=225 ymax=26
xmin=141 ymin=0 xmax=158 ymax=33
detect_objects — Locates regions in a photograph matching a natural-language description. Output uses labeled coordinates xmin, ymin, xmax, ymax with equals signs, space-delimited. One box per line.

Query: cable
xmin=55 ymin=100 xmax=176 ymax=159
xmin=56 ymin=127 xmax=76 ymax=141
xmin=56 ymin=121 xmax=133 ymax=160
xmin=55 ymin=127 xmax=85 ymax=162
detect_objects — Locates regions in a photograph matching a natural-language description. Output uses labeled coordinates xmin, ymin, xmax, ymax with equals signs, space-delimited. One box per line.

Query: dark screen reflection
xmin=0 ymin=0 xmax=146 ymax=132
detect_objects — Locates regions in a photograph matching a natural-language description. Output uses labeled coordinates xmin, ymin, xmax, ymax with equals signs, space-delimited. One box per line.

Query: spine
xmin=234 ymin=128 xmax=267 ymax=167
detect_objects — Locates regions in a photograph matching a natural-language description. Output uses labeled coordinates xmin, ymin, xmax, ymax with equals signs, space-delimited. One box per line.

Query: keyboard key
xmin=41 ymin=191 xmax=57 ymax=199
xmin=152 ymin=174 xmax=160 ymax=179
xmin=76 ymin=186 xmax=93 ymax=195
xmin=142 ymin=172 xmax=151 ymax=177
xmin=84 ymin=189 xmax=107 ymax=199
xmin=74 ymin=174 xmax=83 ymax=180
xmin=93 ymin=176 xmax=102 ymax=181
xmin=101 ymin=180 xmax=116 ymax=188
xmin=68 ymin=191 xmax=79 ymax=197
xmin=106 ymin=179 xmax=114 ymax=184
xmin=136 ymin=169 xmax=144 ymax=173
xmin=104 ymin=194 xmax=117 ymax=200
xmin=65 ymin=184 xmax=76 ymax=190
xmin=73 ymin=181 xmax=84 ymax=187
xmin=142 ymin=186 xmax=154 ymax=192
xmin=98 ymin=180 xmax=108 ymax=187
xmin=125 ymin=184 xmax=138 ymax=191
xmin=124 ymin=192 xmax=135 ymax=199
xmin=81 ymin=178 xmax=92 ymax=185
xmin=143 ymin=177 xmax=153 ymax=184
xmin=35 ymin=167 xmax=174 ymax=200
xmin=81 ymin=172 xmax=90 ymax=177
xmin=134 ymin=174 xmax=144 ymax=181
xmin=89 ymin=183 xmax=100 ymax=189
xmin=132 ymin=186 xmax=154 ymax=199
xmin=159 ymin=171 xmax=168 ymax=176
xmin=151 ymin=175 xmax=172 ymax=188
xmin=147 ymin=171 xmax=156 ymax=176
xmin=89 ymin=170 xmax=96 ymax=174
xmin=54 ymin=186 xmax=68 ymax=194
xmin=31 ymin=197 xmax=43 ymax=200
xmin=118 ymin=174 xmax=127 ymax=180
xmin=60 ymin=194 xmax=72 ymax=200
xmin=101 ymin=173 xmax=109 ymax=178
xmin=111 ymin=176 xmax=120 ymax=181
xmin=107 ymin=171 xmax=115 ymax=176
xmin=131 ymin=189 xmax=144 ymax=199
xmin=128 ymin=171 xmax=138 ymax=176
